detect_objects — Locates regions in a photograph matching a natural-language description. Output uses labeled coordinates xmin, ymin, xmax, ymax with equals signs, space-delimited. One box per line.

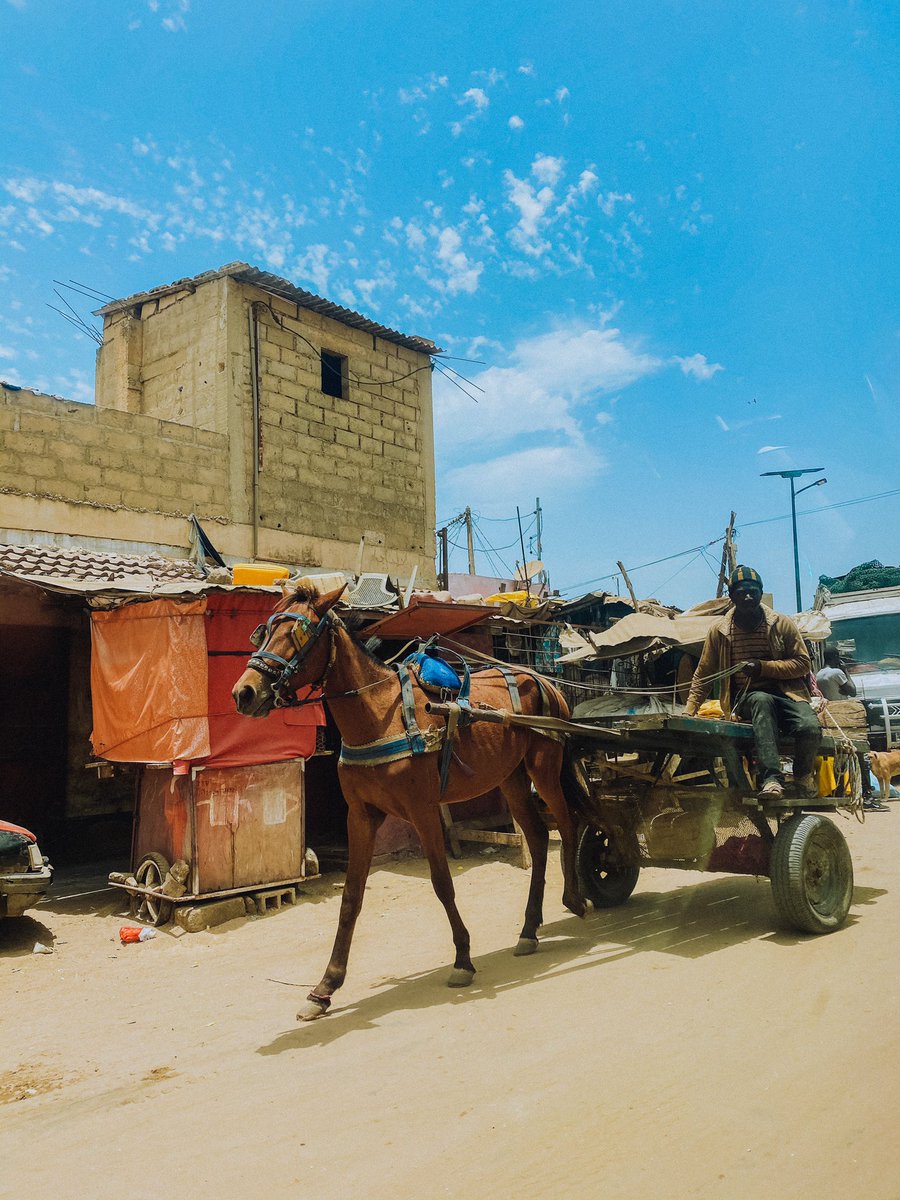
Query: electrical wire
xmin=432 ymin=360 xmax=480 ymax=403
xmin=255 ymin=301 xmax=434 ymax=390
xmin=436 ymin=362 xmax=485 ymax=394
xmin=738 ymin=487 xmax=900 ymax=529
xmin=560 ymin=535 xmax=726 ymax=595
xmin=558 ymin=487 xmax=899 ymax=598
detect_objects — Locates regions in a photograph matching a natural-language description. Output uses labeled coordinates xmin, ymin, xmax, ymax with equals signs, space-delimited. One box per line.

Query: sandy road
xmin=3 ymin=809 xmax=899 ymax=1200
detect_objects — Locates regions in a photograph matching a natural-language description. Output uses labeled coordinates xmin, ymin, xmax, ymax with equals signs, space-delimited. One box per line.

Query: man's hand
xmin=744 ymin=660 xmax=762 ymax=681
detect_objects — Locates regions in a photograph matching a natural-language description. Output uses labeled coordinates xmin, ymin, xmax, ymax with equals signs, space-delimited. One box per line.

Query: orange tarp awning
xmin=91 ymin=599 xmax=210 ymax=762
xmin=90 ymin=594 xmax=325 ymax=767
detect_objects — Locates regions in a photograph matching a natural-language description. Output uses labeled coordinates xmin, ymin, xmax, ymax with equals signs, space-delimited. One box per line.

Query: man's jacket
xmin=685 ymin=604 xmax=812 ymax=718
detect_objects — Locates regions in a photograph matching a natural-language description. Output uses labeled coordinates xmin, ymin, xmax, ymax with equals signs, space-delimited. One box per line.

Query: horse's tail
xmin=560 ymin=746 xmax=590 ymax=824
xmin=530 ymin=676 xmax=589 ymax=821
xmin=533 ymin=673 xmax=571 ymax=721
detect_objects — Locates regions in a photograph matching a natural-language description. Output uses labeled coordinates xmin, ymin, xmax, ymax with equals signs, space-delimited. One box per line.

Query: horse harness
xmin=246 ymin=608 xmax=548 ymax=794
xmin=246 ymin=607 xmax=338 ymax=707
xmin=338 ymin=660 xmax=530 ymax=795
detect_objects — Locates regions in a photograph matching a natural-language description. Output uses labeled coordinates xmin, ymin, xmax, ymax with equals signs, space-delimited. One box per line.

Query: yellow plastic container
xmin=816 ymin=755 xmax=837 ymax=798
xmin=483 ymin=590 xmax=538 ymax=607
xmin=232 ymin=563 xmax=291 ymax=586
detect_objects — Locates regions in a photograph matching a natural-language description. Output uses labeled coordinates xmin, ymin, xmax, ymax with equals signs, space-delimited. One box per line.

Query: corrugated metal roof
xmin=95 ymin=262 xmax=441 ymax=355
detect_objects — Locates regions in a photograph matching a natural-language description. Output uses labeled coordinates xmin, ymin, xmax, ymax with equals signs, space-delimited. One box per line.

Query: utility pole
xmin=437 ymin=527 xmax=449 ymax=591
xmin=535 ymin=496 xmax=549 ymax=594
xmin=517 ymin=506 xmax=530 ymax=598
xmin=616 ymin=560 xmax=639 ymax=608
xmin=464 ymin=506 xmax=476 ymax=575
xmin=716 ymin=511 xmax=737 ymax=597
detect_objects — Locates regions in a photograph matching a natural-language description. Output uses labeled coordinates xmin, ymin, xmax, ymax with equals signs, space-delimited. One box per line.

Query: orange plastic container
xmin=232 ymin=563 xmax=291 ymax=586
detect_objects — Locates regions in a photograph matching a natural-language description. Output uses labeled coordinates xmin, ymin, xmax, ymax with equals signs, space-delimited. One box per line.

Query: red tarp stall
xmin=90 ymin=592 xmax=324 ymax=767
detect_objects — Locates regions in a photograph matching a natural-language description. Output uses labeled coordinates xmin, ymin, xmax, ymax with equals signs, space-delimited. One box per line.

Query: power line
xmin=558 ymin=486 xmax=900 ymax=596
xmin=737 ymin=487 xmax=900 ymax=530
xmin=432 ymin=359 xmax=480 ymax=403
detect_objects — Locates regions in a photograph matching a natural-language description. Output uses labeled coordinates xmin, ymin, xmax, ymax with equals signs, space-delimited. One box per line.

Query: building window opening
xmin=321 ymin=351 xmax=346 ymax=399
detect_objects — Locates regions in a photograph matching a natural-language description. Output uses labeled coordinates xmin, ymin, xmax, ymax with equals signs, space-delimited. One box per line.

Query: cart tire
xmin=131 ymin=852 xmax=174 ymax=927
xmin=770 ymin=814 xmax=853 ymax=934
xmin=576 ymin=823 xmax=640 ymax=909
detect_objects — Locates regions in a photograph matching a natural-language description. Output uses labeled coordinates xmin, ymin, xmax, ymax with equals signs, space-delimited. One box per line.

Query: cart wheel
xmin=770 ymin=814 xmax=853 ymax=934
xmin=131 ymin=852 xmax=174 ymax=927
xmin=576 ymin=822 xmax=640 ymax=909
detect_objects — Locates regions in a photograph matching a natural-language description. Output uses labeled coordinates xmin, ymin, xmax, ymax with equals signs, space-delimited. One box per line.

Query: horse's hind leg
xmin=500 ymin=766 xmax=550 ymax=956
xmin=526 ymin=741 xmax=586 ymax=919
xmin=410 ymin=803 xmax=476 ymax=987
xmin=297 ymin=802 xmax=385 ymax=1021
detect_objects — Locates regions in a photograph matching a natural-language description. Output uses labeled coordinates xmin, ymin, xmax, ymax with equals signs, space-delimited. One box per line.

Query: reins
xmin=247 ymin=607 xmax=395 ymax=708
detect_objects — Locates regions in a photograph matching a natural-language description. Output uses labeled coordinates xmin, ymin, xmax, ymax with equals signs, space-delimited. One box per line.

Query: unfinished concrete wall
xmin=0 ymin=383 xmax=231 ymax=552
xmin=247 ymin=286 xmax=436 ymax=578
xmin=95 ymin=277 xmax=231 ymax=434
xmin=3 ymin=269 xmax=437 ymax=583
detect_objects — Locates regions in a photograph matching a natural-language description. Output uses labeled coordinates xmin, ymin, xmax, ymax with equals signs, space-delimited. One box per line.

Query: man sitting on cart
xmin=683 ymin=564 xmax=821 ymax=801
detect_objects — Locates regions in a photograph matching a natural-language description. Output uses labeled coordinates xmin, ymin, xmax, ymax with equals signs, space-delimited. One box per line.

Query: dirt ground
xmin=3 ymin=809 xmax=900 ymax=1200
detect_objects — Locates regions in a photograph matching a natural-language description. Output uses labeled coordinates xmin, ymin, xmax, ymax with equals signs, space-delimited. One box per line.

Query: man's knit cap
xmin=729 ymin=564 xmax=763 ymax=591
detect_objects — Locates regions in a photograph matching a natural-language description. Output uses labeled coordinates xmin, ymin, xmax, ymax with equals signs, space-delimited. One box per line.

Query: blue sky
xmin=1 ymin=0 xmax=897 ymax=611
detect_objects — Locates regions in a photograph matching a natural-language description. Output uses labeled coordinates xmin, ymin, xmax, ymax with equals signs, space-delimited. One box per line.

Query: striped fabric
xmin=729 ymin=564 xmax=763 ymax=589
xmin=731 ymin=619 xmax=779 ymax=694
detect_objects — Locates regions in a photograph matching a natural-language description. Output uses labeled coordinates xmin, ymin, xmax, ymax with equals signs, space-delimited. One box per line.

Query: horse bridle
xmin=246 ymin=608 xmax=336 ymax=708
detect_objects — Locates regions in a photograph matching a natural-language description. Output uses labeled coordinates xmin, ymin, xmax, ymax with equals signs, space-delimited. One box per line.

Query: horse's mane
xmin=273 ymin=585 xmax=321 ymax=613
xmin=271 ymin=587 xmax=389 ymax=668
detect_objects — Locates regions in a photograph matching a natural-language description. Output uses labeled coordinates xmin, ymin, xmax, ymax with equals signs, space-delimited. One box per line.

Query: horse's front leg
xmin=412 ymin=804 xmax=476 ymax=987
xmin=297 ymin=803 xmax=385 ymax=1021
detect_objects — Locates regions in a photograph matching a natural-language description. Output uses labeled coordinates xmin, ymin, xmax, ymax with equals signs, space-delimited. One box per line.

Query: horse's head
xmin=232 ymin=583 xmax=346 ymax=717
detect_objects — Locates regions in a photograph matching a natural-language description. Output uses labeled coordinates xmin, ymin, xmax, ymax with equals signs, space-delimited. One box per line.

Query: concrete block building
xmin=1 ymin=262 xmax=440 ymax=583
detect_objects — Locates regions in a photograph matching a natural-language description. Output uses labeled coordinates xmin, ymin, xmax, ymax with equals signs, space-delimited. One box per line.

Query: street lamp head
xmin=795 ymin=475 xmax=827 ymax=497
xmin=760 ymin=467 xmax=826 ymax=612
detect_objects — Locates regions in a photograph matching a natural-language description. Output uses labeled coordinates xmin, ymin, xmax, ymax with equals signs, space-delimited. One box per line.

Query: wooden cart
xmin=565 ymin=713 xmax=866 ymax=935
xmin=108 ymin=760 xmax=318 ymax=926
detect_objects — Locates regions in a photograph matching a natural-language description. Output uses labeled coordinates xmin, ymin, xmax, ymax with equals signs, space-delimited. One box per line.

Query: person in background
xmin=816 ymin=647 xmax=857 ymax=700
xmin=684 ymin=565 xmax=821 ymax=800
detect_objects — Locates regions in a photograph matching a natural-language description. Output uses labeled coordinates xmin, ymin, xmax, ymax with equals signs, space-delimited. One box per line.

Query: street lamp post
xmin=760 ymin=468 xmax=827 ymax=612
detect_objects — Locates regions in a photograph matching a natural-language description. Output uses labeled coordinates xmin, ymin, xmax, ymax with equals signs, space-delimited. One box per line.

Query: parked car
xmin=0 ymin=820 xmax=53 ymax=918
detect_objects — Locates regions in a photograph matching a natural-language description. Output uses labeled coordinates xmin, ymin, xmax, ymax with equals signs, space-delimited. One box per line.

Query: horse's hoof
xmin=513 ymin=937 xmax=539 ymax=957
xmin=297 ymin=999 xmax=330 ymax=1022
xmin=564 ymin=894 xmax=587 ymax=919
xmin=447 ymin=967 xmax=475 ymax=988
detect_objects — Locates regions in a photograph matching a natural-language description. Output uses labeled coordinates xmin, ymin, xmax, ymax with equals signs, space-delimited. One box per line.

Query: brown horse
xmin=232 ymin=584 xmax=585 ymax=1021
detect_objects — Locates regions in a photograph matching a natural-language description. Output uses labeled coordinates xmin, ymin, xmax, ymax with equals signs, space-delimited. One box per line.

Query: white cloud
xmin=508 ymin=115 xmax=525 ymax=131
xmin=398 ymin=73 xmax=448 ymax=104
xmin=757 ymin=445 xmax=786 ymax=454
xmin=4 ymin=177 xmax=46 ymax=203
xmin=518 ymin=63 xmax=535 ymax=76
xmin=504 ymin=169 xmax=555 ymax=258
xmin=532 ymin=154 xmax=564 ymax=185
xmin=158 ymin=0 xmax=190 ymax=32
xmin=461 ymin=87 xmax=489 ymax=111
xmin=555 ymin=87 xmax=570 ymax=103
xmin=444 ymin=444 xmax=603 ymax=501
xmin=435 ymin=321 xmax=662 ymax=455
xmin=295 ymin=243 xmax=332 ymax=294
xmin=432 ymin=226 xmax=482 ymax=294
xmin=674 ymin=353 xmax=723 ymax=381
xmin=598 ymin=191 xmax=633 ymax=217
